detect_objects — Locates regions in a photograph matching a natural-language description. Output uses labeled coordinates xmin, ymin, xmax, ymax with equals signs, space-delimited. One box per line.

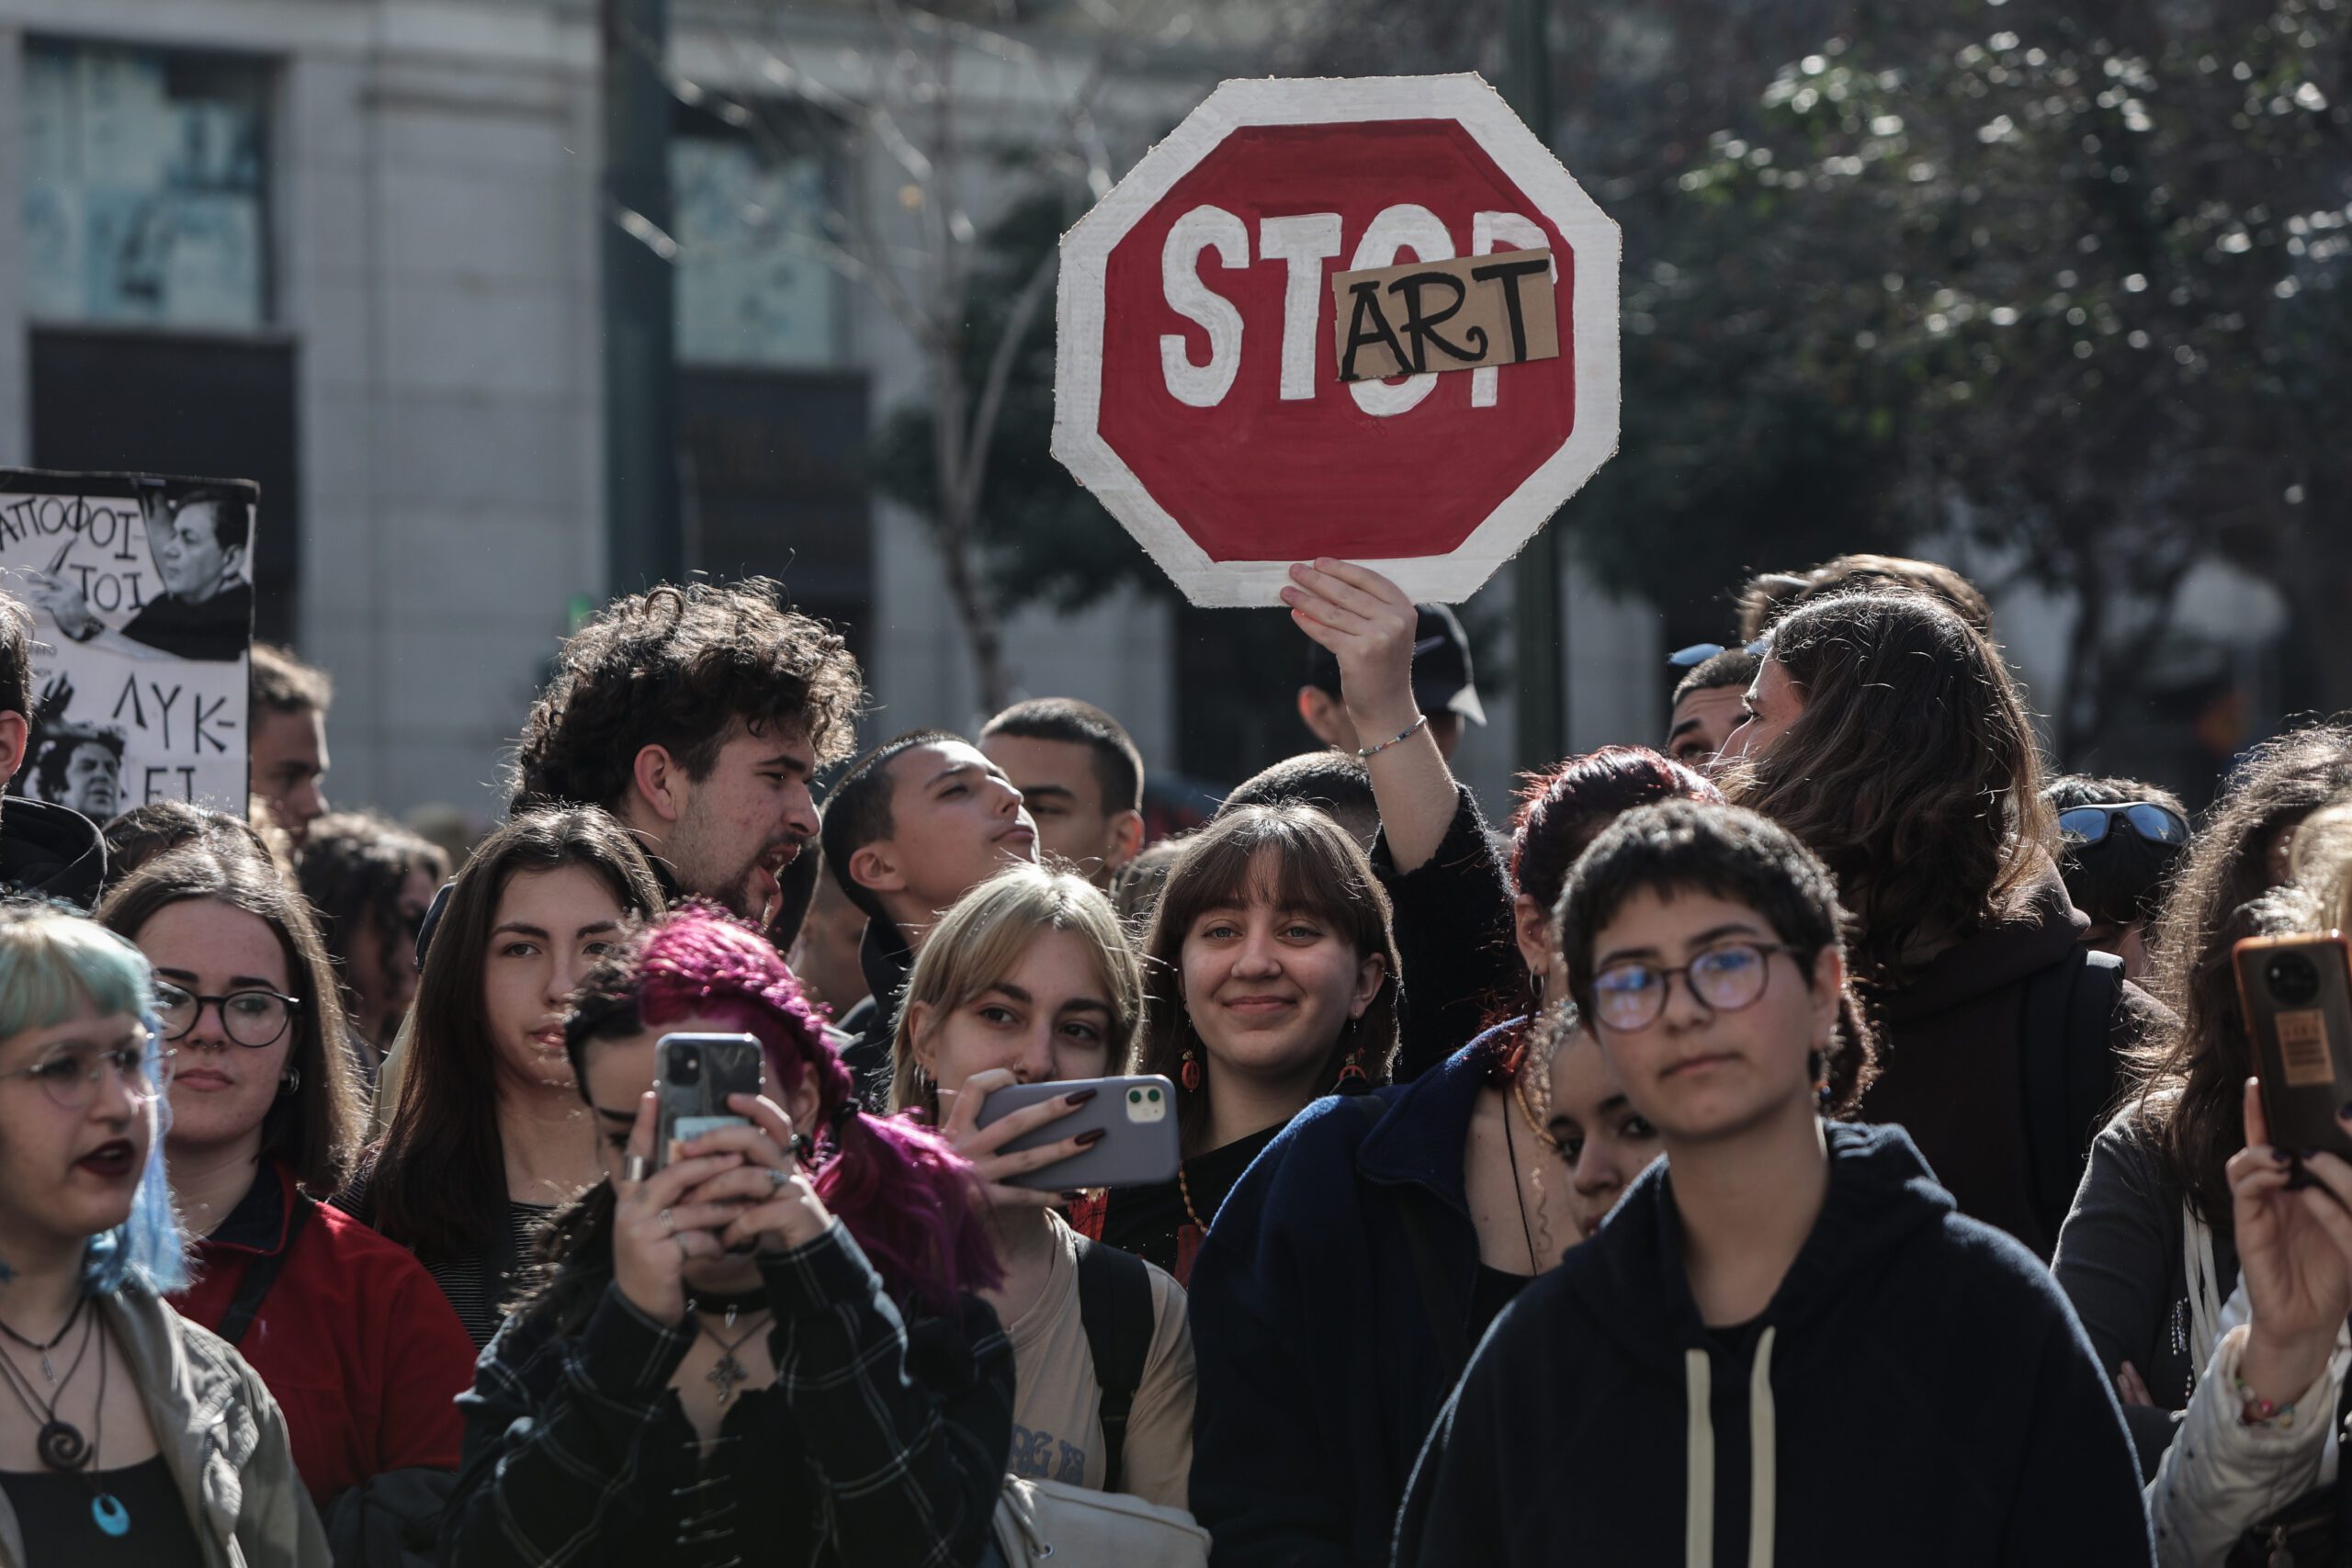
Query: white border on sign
xmin=1051 ymin=73 xmax=1623 ymax=608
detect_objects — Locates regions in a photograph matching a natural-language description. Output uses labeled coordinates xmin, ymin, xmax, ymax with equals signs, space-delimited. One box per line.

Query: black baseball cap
xmin=1305 ymin=604 xmax=1486 ymax=728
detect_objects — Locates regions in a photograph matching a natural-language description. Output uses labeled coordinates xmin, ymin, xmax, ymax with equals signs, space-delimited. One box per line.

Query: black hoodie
xmin=1858 ymin=858 xmax=2164 ymax=1258
xmin=1394 ymin=1122 xmax=2152 ymax=1568
xmin=0 ymin=795 xmax=106 ymax=909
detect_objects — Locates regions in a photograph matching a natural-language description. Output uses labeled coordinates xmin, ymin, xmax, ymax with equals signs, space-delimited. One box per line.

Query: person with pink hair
xmin=443 ymin=905 xmax=1011 ymax=1568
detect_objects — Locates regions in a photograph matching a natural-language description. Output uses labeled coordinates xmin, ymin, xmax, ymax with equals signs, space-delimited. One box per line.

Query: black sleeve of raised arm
xmin=1374 ymin=785 xmax=1523 ymax=1083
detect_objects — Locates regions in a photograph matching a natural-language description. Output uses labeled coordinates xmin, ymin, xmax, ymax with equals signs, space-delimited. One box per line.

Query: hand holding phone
xmin=2225 ymin=1076 xmax=2352 ymax=1406
xmin=937 ymin=1069 xmax=1117 ymax=1210
xmin=609 ymin=1091 xmax=744 ymax=1325
xmin=975 ymin=1076 xmax=1181 ymax=1192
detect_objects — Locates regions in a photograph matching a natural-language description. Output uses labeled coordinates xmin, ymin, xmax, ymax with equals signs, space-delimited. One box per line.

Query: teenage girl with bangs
xmin=1102 ymin=803 xmax=1402 ymax=1282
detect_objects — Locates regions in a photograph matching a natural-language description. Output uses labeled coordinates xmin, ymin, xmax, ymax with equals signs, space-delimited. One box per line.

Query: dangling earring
xmin=1809 ymin=1043 xmax=1831 ymax=1110
xmin=1529 ymin=970 xmax=1546 ymax=1009
xmin=278 ymin=1067 xmax=300 ymax=1096
xmin=1180 ymin=1043 xmax=1202 ymax=1092
xmin=1334 ymin=1015 xmax=1368 ymax=1092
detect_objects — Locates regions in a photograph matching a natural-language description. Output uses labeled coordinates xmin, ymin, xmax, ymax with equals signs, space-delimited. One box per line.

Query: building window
xmin=23 ymin=39 xmax=273 ymax=332
xmin=671 ymin=106 xmax=842 ymax=368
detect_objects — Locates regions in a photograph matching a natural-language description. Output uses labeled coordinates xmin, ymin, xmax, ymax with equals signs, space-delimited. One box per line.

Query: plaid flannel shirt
xmin=441 ymin=1219 xmax=1012 ymax=1568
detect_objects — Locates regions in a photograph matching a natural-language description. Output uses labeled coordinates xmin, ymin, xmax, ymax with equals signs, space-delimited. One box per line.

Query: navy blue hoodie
xmin=1190 ymin=1034 xmax=1509 ymax=1568
xmin=1394 ymin=1122 xmax=2153 ymax=1568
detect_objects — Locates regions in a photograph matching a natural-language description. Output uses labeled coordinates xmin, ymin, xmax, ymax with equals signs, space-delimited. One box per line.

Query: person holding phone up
xmin=2052 ymin=726 xmax=2352 ymax=1478
xmin=443 ymin=907 xmax=1012 ymax=1568
xmin=888 ymin=863 xmax=1198 ymax=1511
xmin=2144 ymin=1076 xmax=2352 ymax=1565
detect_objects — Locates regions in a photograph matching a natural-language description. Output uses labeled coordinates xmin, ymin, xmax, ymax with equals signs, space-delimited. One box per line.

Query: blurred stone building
xmin=0 ymin=0 xmax=1658 ymax=821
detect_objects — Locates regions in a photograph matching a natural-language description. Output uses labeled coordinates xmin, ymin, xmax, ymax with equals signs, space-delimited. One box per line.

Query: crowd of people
xmin=0 ymin=546 xmax=2346 ymax=1566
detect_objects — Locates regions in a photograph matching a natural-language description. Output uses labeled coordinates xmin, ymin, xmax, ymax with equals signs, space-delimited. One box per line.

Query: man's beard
xmin=709 ymin=835 xmax=808 ymax=929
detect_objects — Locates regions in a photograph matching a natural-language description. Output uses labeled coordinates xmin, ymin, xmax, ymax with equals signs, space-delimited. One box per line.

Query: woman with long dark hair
xmin=444 ymin=908 xmax=1009 ymax=1568
xmin=1185 ymin=747 xmax=1730 ymax=1568
xmin=1721 ymin=587 xmax=2158 ymax=1258
xmin=2055 ymin=724 xmax=2352 ymax=1476
xmin=100 ymin=844 xmax=475 ymax=1514
xmin=1101 ymin=804 xmax=1402 ymax=1280
xmin=0 ymin=901 xmax=323 ymax=1564
xmin=349 ymin=807 xmax=663 ymax=1347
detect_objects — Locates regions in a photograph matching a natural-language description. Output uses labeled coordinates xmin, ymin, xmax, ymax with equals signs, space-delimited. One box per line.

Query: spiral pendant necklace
xmin=0 ymin=1304 xmax=126 ymax=1535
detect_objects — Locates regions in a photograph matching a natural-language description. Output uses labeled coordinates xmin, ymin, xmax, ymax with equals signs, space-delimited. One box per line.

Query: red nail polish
xmin=1065 ymin=1089 xmax=1098 ymax=1107
xmin=1075 ymin=1129 xmax=1107 ymax=1147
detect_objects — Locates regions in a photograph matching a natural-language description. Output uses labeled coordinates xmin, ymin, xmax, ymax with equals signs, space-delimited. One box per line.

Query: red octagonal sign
xmin=1053 ymin=74 xmax=1620 ymax=605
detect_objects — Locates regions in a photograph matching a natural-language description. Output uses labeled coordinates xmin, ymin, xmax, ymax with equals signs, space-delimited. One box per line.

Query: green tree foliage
xmin=1653 ymin=3 xmax=2352 ymax=748
xmin=879 ymin=0 xmax=2352 ymax=767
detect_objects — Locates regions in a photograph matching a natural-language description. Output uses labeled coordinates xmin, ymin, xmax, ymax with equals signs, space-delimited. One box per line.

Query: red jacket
xmin=172 ymin=1159 xmax=477 ymax=1508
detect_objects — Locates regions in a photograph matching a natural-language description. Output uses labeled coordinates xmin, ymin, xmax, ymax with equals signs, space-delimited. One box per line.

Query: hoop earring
xmin=1529 ymin=970 xmax=1546 ymax=1007
xmin=278 ymin=1067 xmax=300 ymax=1096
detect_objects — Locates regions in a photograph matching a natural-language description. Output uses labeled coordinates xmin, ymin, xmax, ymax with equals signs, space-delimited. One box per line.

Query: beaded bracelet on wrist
xmin=1356 ymin=714 xmax=1429 ymax=759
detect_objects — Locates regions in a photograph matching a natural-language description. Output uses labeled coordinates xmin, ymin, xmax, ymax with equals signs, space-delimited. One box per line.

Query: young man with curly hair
xmin=510 ymin=579 xmax=862 ymax=936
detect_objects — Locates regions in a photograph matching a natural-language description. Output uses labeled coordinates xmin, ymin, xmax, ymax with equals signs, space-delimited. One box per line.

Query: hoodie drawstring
xmin=1683 ymin=1326 xmax=1780 ymax=1568
xmin=1682 ymin=1350 xmax=1712 ymax=1568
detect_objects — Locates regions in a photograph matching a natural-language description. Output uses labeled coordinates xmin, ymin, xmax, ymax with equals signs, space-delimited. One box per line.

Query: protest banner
xmin=1052 ymin=73 xmax=1620 ymax=606
xmin=0 ymin=469 xmax=255 ymax=816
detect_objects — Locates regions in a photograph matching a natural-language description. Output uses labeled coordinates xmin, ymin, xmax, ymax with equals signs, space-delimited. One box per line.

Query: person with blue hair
xmin=0 ymin=901 xmax=322 ymax=1564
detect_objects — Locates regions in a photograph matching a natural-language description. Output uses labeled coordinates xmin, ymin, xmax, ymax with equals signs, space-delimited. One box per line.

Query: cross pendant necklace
xmin=691 ymin=1305 xmax=769 ymax=1407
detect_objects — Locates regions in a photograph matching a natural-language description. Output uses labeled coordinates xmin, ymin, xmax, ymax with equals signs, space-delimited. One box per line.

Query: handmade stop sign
xmin=1052 ymin=73 xmax=1620 ymax=606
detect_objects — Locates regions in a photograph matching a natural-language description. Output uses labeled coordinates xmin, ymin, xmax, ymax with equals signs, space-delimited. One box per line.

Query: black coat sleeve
xmin=1189 ymin=1120 xmax=1355 ymax=1568
xmin=1374 ymin=785 xmax=1521 ymax=1083
xmin=1390 ymin=1361 xmax=1510 ymax=1568
xmin=1996 ymin=1298 xmax=2157 ymax=1566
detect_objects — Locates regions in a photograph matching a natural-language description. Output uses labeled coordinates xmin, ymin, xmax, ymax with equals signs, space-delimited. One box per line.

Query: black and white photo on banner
xmin=0 ymin=468 xmax=255 ymax=814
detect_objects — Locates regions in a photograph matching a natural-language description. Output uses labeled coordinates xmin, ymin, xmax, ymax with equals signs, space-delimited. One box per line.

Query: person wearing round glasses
xmin=1396 ymin=802 xmax=2152 ymax=1567
xmin=97 ymin=845 xmax=477 ymax=1524
xmin=2046 ymin=775 xmax=2193 ymax=983
xmin=0 ymin=899 xmax=325 ymax=1564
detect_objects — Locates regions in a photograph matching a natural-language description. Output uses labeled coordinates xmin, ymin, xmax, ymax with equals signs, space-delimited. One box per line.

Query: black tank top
xmin=0 ymin=1455 xmax=207 ymax=1566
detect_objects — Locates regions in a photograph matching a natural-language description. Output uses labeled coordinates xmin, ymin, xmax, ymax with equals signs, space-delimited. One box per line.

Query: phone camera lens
xmin=2268 ymin=952 xmax=2323 ymax=1008
xmin=669 ymin=1047 xmax=702 ymax=1086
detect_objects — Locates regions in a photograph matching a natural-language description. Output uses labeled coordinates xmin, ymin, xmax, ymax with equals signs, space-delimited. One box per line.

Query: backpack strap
xmin=1073 ymin=1235 xmax=1154 ymax=1495
xmin=217 ymin=1195 xmax=314 ymax=1349
xmin=2022 ymin=948 xmax=2126 ymax=1245
xmin=1350 ymin=1095 xmax=1473 ymax=1375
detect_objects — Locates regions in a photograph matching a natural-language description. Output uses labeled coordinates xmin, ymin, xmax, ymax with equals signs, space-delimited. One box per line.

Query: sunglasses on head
xmin=1668 ymin=638 xmax=1770 ymax=669
xmin=2057 ymin=803 xmax=2190 ymax=850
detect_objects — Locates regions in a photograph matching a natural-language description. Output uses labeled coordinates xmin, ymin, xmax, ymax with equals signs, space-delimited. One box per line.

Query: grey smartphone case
xmin=975 ymin=1075 xmax=1182 ymax=1190
xmin=655 ymin=1032 xmax=766 ymax=1166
